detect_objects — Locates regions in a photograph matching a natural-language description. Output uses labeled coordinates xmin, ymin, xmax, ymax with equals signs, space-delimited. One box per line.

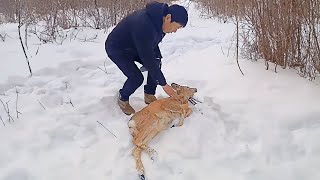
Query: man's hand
xmin=162 ymin=84 xmax=176 ymax=97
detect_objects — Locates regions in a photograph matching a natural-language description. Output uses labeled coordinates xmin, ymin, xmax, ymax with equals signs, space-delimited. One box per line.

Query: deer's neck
xmin=171 ymin=94 xmax=189 ymax=104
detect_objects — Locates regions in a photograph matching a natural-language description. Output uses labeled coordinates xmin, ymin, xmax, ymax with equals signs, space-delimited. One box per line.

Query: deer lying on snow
xmin=128 ymin=83 xmax=197 ymax=180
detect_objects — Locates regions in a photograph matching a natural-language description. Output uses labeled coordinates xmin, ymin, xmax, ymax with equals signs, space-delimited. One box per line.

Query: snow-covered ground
xmin=1 ymin=2 xmax=320 ymax=180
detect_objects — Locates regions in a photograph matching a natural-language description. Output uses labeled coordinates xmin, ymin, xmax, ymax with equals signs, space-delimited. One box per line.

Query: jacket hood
xmin=146 ymin=2 xmax=169 ymax=33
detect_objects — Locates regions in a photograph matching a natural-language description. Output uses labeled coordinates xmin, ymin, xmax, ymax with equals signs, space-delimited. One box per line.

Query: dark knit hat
xmin=168 ymin=4 xmax=188 ymax=27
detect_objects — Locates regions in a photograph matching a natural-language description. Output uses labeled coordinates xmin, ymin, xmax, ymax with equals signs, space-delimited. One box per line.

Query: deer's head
xmin=171 ymin=83 xmax=197 ymax=100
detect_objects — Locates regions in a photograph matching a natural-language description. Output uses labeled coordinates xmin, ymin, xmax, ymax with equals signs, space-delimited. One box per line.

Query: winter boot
xmin=117 ymin=98 xmax=135 ymax=115
xmin=144 ymin=93 xmax=157 ymax=104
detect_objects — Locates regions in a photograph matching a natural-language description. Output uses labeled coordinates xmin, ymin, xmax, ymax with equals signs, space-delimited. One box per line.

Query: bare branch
xmin=78 ymin=34 xmax=98 ymax=42
xmin=64 ymin=99 xmax=74 ymax=107
xmin=17 ymin=0 xmax=32 ymax=77
xmin=69 ymin=100 xmax=74 ymax=107
xmin=0 ymin=116 xmax=5 ymax=126
xmin=98 ymin=58 xmax=108 ymax=74
xmin=97 ymin=121 xmax=117 ymax=138
xmin=0 ymin=99 xmax=14 ymax=123
xmin=37 ymin=100 xmax=46 ymax=110
xmin=35 ymin=46 xmax=40 ymax=56
xmin=236 ymin=12 xmax=244 ymax=76
xmin=15 ymin=87 xmax=22 ymax=118
xmin=65 ymin=82 xmax=69 ymax=89
xmin=0 ymin=33 xmax=7 ymax=42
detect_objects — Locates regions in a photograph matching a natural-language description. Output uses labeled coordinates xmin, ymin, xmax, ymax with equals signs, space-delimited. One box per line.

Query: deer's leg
xmin=184 ymin=107 xmax=192 ymax=118
xmin=132 ymin=146 xmax=145 ymax=177
xmin=140 ymin=144 xmax=158 ymax=161
xmin=177 ymin=107 xmax=192 ymax=127
xmin=176 ymin=117 xmax=185 ymax=127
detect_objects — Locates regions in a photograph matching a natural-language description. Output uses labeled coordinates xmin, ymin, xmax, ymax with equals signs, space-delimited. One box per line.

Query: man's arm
xmin=154 ymin=45 xmax=162 ymax=59
xmin=131 ymin=26 xmax=166 ymax=86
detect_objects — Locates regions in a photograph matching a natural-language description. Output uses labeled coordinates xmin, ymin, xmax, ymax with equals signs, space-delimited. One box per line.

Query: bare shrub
xmin=0 ymin=0 xmax=170 ymax=44
xmin=0 ymin=0 xmax=17 ymax=22
xmin=197 ymin=0 xmax=320 ymax=79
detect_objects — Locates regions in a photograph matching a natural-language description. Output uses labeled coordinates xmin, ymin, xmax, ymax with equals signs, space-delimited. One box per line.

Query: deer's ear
xmin=171 ymin=83 xmax=181 ymax=90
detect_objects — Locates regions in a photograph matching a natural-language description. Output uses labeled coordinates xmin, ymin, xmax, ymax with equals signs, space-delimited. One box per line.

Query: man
xmin=105 ymin=1 xmax=188 ymax=115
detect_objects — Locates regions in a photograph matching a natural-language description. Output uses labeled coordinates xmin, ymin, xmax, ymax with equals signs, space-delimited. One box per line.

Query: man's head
xmin=162 ymin=4 xmax=188 ymax=33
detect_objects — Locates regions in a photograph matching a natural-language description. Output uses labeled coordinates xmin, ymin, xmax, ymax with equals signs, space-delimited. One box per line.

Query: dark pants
xmin=106 ymin=50 xmax=161 ymax=101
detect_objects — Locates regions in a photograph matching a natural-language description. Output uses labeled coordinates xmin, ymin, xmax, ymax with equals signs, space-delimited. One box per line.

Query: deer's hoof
xmin=139 ymin=174 xmax=145 ymax=180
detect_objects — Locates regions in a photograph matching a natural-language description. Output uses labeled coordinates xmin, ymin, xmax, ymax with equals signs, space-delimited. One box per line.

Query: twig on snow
xmin=37 ymin=100 xmax=46 ymax=110
xmin=97 ymin=121 xmax=117 ymax=138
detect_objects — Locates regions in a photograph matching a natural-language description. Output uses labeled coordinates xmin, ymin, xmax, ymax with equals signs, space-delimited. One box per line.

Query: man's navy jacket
xmin=105 ymin=2 xmax=168 ymax=86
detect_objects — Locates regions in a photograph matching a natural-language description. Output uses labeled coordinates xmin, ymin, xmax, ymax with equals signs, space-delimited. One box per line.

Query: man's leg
xmin=112 ymin=57 xmax=144 ymax=101
xmin=120 ymin=64 xmax=144 ymax=101
xmin=108 ymin=53 xmax=144 ymax=114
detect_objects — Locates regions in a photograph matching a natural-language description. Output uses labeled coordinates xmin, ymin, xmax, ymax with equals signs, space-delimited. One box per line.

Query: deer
xmin=128 ymin=83 xmax=198 ymax=180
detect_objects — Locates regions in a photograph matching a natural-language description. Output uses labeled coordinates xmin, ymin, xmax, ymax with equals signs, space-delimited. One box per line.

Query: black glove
xmin=140 ymin=58 xmax=162 ymax=72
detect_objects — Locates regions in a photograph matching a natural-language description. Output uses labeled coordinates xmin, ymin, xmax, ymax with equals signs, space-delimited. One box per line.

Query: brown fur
xmin=128 ymin=83 xmax=197 ymax=176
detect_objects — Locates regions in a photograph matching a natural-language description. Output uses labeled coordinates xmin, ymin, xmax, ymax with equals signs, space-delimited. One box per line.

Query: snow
xmin=1 ymin=1 xmax=320 ymax=180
